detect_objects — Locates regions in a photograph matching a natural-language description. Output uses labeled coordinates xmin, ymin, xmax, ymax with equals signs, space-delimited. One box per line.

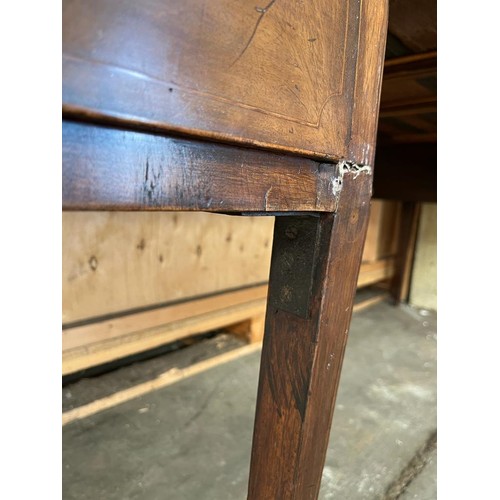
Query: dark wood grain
xmin=372 ymin=143 xmax=436 ymax=202
xmin=62 ymin=121 xmax=341 ymax=213
xmin=248 ymin=170 xmax=373 ymax=499
xmin=377 ymin=51 xmax=436 ymax=144
xmin=388 ymin=0 xmax=436 ymax=53
xmin=390 ymin=201 xmax=421 ymax=303
xmin=62 ymin=0 xmax=386 ymax=164
xmin=380 ymin=51 xmax=437 ymax=117
xmin=347 ymin=0 xmax=389 ymax=166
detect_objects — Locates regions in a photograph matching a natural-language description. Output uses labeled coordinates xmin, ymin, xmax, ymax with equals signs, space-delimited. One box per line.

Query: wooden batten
xmin=62 ymin=290 xmax=387 ymax=425
xmin=63 ymin=297 xmax=267 ymax=375
xmin=62 ymin=260 xmax=395 ymax=375
xmin=63 ymin=121 xmax=339 ymax=214
xmin=358 ymin=258 xmax=396 ymax=287
xmin=362 ymin=200 xmax=401 ymax=263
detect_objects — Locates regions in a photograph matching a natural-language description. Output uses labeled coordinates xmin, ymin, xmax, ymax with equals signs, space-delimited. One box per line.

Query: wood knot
xmin=88 ymin=256 xmax=98 ymax=271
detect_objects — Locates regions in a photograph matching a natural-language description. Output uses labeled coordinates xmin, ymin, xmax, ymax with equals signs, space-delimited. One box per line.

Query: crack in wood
xmin=230 ymin=0 xmax=277 ymax=67
xmin=331 ymin=159 xmax=372 ymax=205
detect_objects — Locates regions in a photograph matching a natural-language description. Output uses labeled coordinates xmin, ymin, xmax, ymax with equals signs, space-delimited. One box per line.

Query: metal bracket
xmin=268 ymin=216 xmax=321 ymax=318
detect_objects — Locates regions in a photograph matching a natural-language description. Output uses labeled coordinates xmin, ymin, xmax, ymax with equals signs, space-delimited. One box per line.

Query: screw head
xmin=285 ymin=226 xmax=298 ymax=240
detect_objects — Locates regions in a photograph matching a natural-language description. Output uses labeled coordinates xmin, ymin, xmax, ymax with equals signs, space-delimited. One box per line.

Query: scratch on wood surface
xmin=230 ymin=0 xmax=277 ymax=67
xmin=264 ymin=186 xmax=273 ymax=210
xmin=143 ymin=158 xmax=165 ymax=205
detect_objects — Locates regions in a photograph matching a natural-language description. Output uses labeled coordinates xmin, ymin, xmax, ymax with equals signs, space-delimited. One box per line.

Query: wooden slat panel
xmin=62 ymin=259 xmax=395 ymax=375
xmin=62 ymin=298 xmax=267 ymax=375
xmin=63 ymin=121 xmax=340 ymax=213
xmin=63 ymin=285 xmax=268 ymax=350
xmin=63 ymin=200 xmax=398 ymax=324
xmin=62 ymin=291 xmax=387 ymax=425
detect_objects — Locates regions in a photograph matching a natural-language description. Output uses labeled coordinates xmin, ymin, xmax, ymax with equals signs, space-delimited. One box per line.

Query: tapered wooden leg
xmin=248 ymin=173 xmax=372 ymax=499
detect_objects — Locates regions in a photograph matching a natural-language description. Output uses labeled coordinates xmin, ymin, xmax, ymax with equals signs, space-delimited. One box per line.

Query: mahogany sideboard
xmin=62 ymin=0 xmax=389 ymax=497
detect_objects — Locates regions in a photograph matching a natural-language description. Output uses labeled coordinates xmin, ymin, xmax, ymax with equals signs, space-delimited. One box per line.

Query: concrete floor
xmin=63 ymin=301 xmax=437 ymax=499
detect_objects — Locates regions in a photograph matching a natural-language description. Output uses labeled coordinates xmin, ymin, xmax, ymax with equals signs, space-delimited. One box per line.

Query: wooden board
xmin=247 ymin=174 xmax=375 ymax=498
xmin=63 ymin=0 xmax=387 ymax=165
xmin=358 ymin=258 xmax=396 ymax=287
xmin=62 ymin=121 xmax=340 ymax=213
xmin=62 ymin=289 xmax=387 ymax=424
xmin=362 ymin=200 xmax=401 ymax=262
xmin=62 ymin=212 xmax=274 ymax=324
xmin=63 ymin=199 xmax=399 ymax=324
xmin=63 ymin=285 xmax=268 ymax=352
xmin=387 ymin=0 xmax=436 ymax=53
xmin=62 ymin=259 xmax=394 ymax=374
xmin=409 ymin=202 xmax=436 ymax=310
xmin=63 ymin=342 xmax=263 ymax=425
xmin=63 ymin=296 xmax=267 ymax=375
xmin=391 ymin=202 xmax=421 ymax=302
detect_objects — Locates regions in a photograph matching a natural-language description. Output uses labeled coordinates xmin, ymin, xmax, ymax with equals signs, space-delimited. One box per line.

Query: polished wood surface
xmin=63 ymin=0 xmax=387 ymax=164
xmin=63 ymin=121 xmax=340 ymax=213
xmin=248 ymin=170 xmax=373 ymax=499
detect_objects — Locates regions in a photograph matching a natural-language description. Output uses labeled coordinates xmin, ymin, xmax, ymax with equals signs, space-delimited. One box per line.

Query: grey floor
xmin=63 ymin=301 xmax=437 ymax=499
